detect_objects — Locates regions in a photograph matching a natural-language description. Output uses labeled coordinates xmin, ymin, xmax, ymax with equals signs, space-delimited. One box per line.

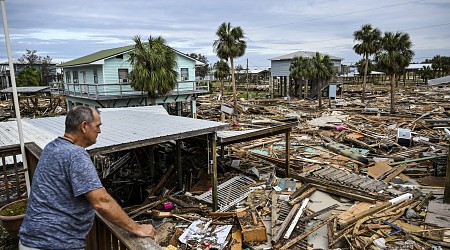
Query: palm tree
xmin=375 ymin=31 xmax=414 ymax=113
xmin=289 ymin=56 xmax=311 ymax=99
xmin=310 ymin=52 xmax=334 ymax=109
xmin=128 ymin=35 xmax=178 ymax=104
xmin=419 ymin=66 xmax=433 ymax=84
xmin=355 ymin=58 xmax=374 ymax=84
xmin=431 ymin=55 xmax=444 ymax=78
xmin=213 ymin=22 xmax=247 ymax=113
xmin=213 ymin=60 xmax=230 ymax=97
xmin=353 ymin=24 xmax=382 ymax=102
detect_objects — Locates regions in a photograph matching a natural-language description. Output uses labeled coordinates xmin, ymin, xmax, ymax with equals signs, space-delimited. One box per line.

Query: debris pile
xmin=102 ymin=84 xmax=450 ymax=249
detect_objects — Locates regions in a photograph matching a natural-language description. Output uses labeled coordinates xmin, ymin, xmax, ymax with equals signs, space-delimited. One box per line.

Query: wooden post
xmin=210 ymin=133 xmax=218 ymax=211
xmin=177 ymin=140 xmax=182 ymax=190
xmin=148 ymin=145 xmax=155 ymax=181
xmin=444 ymin=140 xmax=450 ymax=203
xmin=285 ymin=130 xmax=291 ymax=177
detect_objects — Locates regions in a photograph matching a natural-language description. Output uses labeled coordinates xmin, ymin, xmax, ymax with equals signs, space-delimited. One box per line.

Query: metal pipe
xmin=1 ymin=0 xmax=31 ymax=196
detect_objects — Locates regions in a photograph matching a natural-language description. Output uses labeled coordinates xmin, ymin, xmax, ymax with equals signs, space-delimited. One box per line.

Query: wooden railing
xmin=0 ymin=143 xmax=161 ymax=249
xmin=86 ymin=213 xmax=162 ymax=250
xmin=0 ymin=143 xmax=41 ymax=207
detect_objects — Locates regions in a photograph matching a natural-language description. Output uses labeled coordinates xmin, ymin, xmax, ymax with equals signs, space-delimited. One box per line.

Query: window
xmin=82 ymin=70 xmax=86 ymax=83
xmin=118 ymin=69 xmax=128 ymax=83
xmin=73 ymin=70 xmax=79 ymax=83
xmin=65 ymin=71 xmax=71 ymax=83
xmin=93 ymin=68 xmax=98 ymax=84
xmin=116 ymin=54 xmax=124 ymax=59
xmin=181 ymin=68 xmax=189 ymax=81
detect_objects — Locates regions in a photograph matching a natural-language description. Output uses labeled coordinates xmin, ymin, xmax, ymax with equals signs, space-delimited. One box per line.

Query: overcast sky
xmin=1 ymin=0 xmax=449 ymax=69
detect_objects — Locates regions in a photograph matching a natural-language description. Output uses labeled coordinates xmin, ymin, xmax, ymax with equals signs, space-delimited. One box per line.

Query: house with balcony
xmin=57 ymin=45 xmax=208 ymax=116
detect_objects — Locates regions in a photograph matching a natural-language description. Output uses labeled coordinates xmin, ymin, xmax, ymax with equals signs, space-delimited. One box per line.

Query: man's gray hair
xmin=65 ymin=106 xmax=100 ymax=133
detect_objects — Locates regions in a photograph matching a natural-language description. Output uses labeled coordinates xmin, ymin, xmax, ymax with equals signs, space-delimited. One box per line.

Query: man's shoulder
xmin=44 ymin=137 xmax=87 ymax=156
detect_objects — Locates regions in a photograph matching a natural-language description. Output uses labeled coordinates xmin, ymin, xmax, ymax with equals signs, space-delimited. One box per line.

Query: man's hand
xmin=133 ymin=224 xmax=155 ymax=239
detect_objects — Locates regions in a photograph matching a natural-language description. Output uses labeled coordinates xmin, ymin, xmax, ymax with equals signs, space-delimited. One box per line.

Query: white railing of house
xmin=63 ymin=81 xmax=209 ymax=99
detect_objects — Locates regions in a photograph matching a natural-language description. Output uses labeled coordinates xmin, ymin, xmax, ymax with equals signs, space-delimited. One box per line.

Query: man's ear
xmin=80 ymin=121 xmax=88 ymax=133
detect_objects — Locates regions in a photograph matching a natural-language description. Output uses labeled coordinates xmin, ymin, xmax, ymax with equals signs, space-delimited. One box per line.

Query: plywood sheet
xmin=425 ymin=201 xmax=450 ymax=228
xmin=368 ymin=161 xmax=391 ymax=179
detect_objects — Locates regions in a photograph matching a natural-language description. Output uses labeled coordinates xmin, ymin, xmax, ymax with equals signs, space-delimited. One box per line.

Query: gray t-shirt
xmin=19 ymin=137 xmax=103 ymax=249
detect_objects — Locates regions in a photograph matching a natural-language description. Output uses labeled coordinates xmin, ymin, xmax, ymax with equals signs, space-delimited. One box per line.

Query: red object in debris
xmin=334 ymin=125 xmax=347 ymax=131
xmin=233 ymin=121 xmax=238 ymax=126
xmin=163 ymin=202 xmax=173 ymax=210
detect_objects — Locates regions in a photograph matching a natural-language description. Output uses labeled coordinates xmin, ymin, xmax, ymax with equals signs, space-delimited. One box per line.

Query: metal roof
xmin=270 ymin=51 xmax=343 ymax=61
xmin=57 ymin=45 xmax=134 ymax=68
xmin=57 ymin=44 xmax=199 ymax=68
xmin=0 ymin=106 xmax=228 ymax=155
xmin=406 ymin=63 xmax=432 ymax=70
xmin=0 ymin=86 xmax=50 ymax=93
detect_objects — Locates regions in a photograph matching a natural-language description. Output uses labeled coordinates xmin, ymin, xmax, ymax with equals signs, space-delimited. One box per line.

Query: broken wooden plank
xmin=272 ymin=203 xmax=300 ymax=243
xmin=284 ymin=198 xmax=309 ymax=239
xmin=281 ymin=214 xmax=338 ymax=250
xmin=382 ymin=164 xmax=408 ymax=183
xmin=289 ymin=187 xmax=316 ymax=205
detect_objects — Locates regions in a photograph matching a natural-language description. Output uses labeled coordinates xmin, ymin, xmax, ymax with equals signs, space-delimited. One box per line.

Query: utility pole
xmin=246 ymin=58 xmax=249 ymax=99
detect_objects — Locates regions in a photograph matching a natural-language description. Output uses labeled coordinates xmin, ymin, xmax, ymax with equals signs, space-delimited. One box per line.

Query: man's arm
xmin=85 ymin=187 xmax=155 ymax=238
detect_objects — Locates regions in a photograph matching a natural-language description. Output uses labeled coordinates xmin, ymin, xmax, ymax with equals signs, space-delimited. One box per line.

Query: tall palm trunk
xmin=390 ymin=74 xmax=395 ymax=113
xmin=220 ymin=78 xmax=224 ymax=97
xmin=299 ymin=79 xmax=303 ymax=99
xmin=230 ymin=57 xmax=237 ymax=113
xmin=362 ymin=53 xmax=369 ymax=101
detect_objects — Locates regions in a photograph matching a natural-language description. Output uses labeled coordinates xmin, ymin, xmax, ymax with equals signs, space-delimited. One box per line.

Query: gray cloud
xmin=1 ymin=0 xmax=449 ymax=68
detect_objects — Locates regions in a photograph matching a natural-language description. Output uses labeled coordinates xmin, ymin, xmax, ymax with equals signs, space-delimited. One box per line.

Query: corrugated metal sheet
xmin=196 ymin=175 xmax=255 ymax=212
xmin=0 ymin=106 xmax=227 ymax=155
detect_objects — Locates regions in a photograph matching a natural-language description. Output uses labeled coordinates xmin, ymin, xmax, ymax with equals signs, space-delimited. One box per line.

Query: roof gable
xmin=58 ymin=44 xmax=197 ymax=68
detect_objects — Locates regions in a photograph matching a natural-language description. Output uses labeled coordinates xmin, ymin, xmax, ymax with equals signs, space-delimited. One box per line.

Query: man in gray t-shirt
xmin=19 ymin=106 xmax=154 ymax=249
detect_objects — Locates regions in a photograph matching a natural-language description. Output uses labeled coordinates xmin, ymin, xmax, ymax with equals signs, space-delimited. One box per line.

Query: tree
xmin=188 ymin=53 xmax=209 ymax=79
xmin=213 ymin=60 xmax=230 ymax=96
xmin=234 ymin=64 xmax=245 ymax=84
xmin=17 ymin=49 xmax=55 ymax=85
xmin=355 ymin=58 xmax=374 ymax=83
xmin=375 ymin=31 xmax=414 ymax=113
xmin=16 ymin=67 xmax=41 ymax=87
xmin=290 ymin=56 xmax=311 ymax=99
xmin=353 ymin=24 xmax=382 ymax=102
xmin=213 ymin=22 xmax=247 ymax=113
xmin=128 ymin=35 xmax=178 ymax=103
xmin=18 ymin=49 xmax=40 ymax=64
xmin=418 ymin=66 xmax=433 ymax=84
xmin=310 ymin=52 xmax=334 ymax=109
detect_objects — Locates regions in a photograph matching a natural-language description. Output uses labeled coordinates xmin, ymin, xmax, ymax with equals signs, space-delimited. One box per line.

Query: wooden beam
xmin=210 ymin=133 xmax=218 ymax=211
xmin=272 ymin=203 xmax=300 ymax=243
xmin=444 ymin=141 xmax=450 ymax=203
xmin=285 ymin=130 xmax=291 ymax=177
xmin=177 ymin=140 xmax=182 ymax=190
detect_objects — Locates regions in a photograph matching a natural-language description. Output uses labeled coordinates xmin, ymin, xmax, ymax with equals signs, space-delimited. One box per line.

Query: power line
xmin=249 ymin=0 xmax=424 ymax=32
xmin=246 ymin=22 xmax=450 ymax=50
